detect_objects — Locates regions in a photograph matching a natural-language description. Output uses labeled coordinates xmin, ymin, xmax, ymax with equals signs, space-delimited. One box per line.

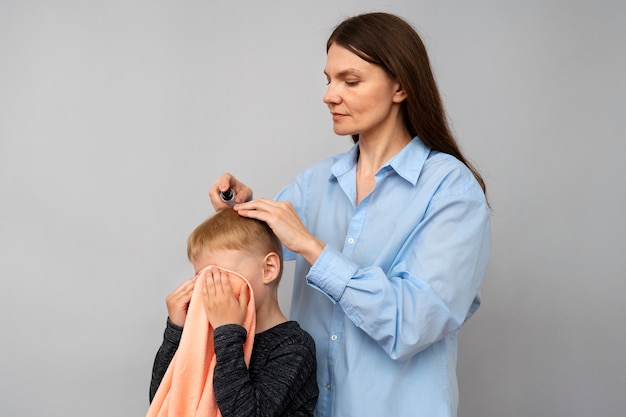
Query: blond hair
xmin=187 ymin=208 xmax=283 ymax=278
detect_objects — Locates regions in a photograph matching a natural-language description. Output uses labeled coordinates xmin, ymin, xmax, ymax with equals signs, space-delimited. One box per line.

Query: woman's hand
xmin=165 ymin=276 xmax=197 ymax=327
xmin=203 ymin=267 xmax=249 ymax=329
xmin=209 ymin=172 xmax=254 ymax=210
xmin=234 ymin=198 xmax=325 ymax=265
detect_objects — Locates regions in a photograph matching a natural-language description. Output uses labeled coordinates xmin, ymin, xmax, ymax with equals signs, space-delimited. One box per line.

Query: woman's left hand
xmin=234 ymin=198 xmax=325 ymax=265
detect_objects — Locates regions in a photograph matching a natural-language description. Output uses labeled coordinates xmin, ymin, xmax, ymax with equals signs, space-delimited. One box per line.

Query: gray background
xmin=1 ymin=1 xmax=624 ymax=416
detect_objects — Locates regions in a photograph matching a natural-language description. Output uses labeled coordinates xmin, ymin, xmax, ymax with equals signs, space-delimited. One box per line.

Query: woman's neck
xmin=355 ymin=125 xmax=411 ymax=205
xmin=357 ymin=131 xmax=411 ymax=176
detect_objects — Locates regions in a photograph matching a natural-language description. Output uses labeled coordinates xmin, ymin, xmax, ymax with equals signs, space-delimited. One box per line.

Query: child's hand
xmin=165 ymin=276 xmax=197 ymax=327
xmin=203 ymin=267 xmax=249 ymax=329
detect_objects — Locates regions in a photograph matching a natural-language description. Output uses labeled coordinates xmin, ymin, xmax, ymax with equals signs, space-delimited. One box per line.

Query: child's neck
xmin=255 ymin=302 xmax=288 ymax=333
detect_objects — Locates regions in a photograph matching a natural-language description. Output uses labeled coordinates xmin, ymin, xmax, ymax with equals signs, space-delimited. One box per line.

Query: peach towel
xmin=147 ymin=266 xmax=256 ymax=417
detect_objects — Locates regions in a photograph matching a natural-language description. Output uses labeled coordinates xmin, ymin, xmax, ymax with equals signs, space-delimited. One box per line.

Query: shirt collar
xmin=331 ymin=136 xmax=430 ymax=186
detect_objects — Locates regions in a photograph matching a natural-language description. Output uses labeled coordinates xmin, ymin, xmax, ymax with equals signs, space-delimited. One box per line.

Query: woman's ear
xmin=261 ymin=252 xmax=281 ymax=285
xmin=392 ymin=82 xmax=407 ymax=103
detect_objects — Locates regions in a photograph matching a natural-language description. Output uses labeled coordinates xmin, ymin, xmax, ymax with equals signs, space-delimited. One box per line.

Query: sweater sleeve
xmin=149 ymin=318 xmax=182 ymax=403
xmin=213 ymin=324 xmax=317 ymax=417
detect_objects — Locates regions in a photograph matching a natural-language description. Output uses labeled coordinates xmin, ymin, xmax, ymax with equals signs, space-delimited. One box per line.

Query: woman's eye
xmin=345 ymin=80 xmax=359 ymax=86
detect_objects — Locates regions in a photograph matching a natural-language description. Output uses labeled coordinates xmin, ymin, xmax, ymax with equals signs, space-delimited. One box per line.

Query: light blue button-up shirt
xmin=276 ymin=137 xmax=491 ymax=417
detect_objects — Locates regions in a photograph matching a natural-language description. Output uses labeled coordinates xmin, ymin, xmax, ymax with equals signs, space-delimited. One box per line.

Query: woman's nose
xmin=323 ymin=84 xmax=340 ymax=105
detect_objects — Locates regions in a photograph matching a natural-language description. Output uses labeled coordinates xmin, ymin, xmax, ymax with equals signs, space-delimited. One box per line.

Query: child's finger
xmin=205 ymin=268 xmax=218 ymax=298
xmin=218 ymin=269 xmax=234 ymax=295
xmin=238 ymin=283 xmax=249 ymax=309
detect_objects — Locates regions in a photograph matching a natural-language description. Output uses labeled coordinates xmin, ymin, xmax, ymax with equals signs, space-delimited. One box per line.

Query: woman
xmin=209 ymin=12 xmax=490 ymax=417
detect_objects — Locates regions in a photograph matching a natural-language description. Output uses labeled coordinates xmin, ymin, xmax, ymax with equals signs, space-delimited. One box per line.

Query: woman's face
xmin=323 ymin=43 xmax=405 ymax=138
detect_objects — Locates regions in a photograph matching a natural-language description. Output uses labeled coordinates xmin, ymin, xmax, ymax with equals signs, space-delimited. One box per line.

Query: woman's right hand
xmin=234 ymin=198 xmax=325 ymax=266
xmin=165 ymin=276 xmax=197 ymax=327
xmin=209 ymin=172 xmax=254 ymax=210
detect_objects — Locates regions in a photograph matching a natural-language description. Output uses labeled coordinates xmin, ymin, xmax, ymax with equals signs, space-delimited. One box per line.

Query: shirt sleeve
xmin=213 ymin=324 xmax=317 ymax=417
xmin=307 ymin=189 xmax=491 ymax=361
xmin=149 ymin=318 xmax=182 ymax=403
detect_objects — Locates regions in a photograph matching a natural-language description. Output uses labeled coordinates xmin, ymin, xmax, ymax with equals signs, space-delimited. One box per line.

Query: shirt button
xmin=347 ymin=237 xmax=355 ymax=244
xmin=325 ymin=384 xmax=331 ymax=390
xmin=331 ymin=334 xmax=338 ymax=341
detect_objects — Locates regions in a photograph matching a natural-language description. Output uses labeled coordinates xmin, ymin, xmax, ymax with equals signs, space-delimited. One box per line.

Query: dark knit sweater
xmin=150 ymin=319 xmax=318 ymax=417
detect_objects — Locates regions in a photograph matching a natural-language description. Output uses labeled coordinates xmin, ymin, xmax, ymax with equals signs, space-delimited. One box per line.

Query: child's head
xmin=187 ymin=208 xmax=283 ymax=289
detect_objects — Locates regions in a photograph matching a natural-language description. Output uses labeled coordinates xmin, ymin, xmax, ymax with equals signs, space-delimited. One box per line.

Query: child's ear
xmin=262 ymin=252 xmax=281 ymax=285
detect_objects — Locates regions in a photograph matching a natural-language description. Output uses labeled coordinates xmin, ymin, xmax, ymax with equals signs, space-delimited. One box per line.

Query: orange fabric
xmin=147 ymin=266 xmax=256 ymax=417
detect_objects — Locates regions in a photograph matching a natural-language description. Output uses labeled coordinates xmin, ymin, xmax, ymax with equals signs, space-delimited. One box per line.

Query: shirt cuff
xmin=306 ymin=245 xmax=359 ymax=303
xmin=213 ymin=324 xmax=247 ymax=353
xmin=164 ymin=318 xmax=183 ymax=344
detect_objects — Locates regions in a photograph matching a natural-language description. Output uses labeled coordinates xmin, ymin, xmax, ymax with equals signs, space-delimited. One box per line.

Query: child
xmin=149 ymin=208 xmax=318 ymax=416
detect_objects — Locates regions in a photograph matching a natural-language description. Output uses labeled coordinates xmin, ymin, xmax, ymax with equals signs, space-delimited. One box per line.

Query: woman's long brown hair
xmin=327 ymin=12 xmax=487 ymax=196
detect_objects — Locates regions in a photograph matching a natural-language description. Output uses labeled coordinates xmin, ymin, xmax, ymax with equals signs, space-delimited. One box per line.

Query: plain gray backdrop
xmin=1 ymin=1 xmax=624 ymax=416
